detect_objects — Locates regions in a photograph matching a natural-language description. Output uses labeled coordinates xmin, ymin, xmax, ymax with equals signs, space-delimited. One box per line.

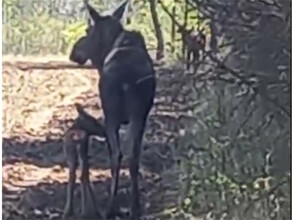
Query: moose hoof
xmin=81 ymin=213 xmax=94 ymax=219
xmin=106 ymin=201 xmax=120 ymax=219
xmin=106 ymin=210 xmax=116 ymax=220
xmin=130 ymin=206 xmax=141 ymax=220
xmin=130 ymin=211 xmax=141 ymax=220
xmin=63 ymin=207 xmax=74 ymax=218
xmin=81 ymin=209 xmax=102 ymax=219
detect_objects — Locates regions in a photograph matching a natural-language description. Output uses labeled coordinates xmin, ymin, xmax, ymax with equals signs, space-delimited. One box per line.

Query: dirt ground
xmin=2 ymin=57 xmax=196 ymax=220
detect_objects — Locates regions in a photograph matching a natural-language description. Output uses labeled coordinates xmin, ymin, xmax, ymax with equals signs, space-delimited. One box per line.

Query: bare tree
xmin=171 ymin=5 xmax=176 ymax=53
xmin=182 ymin=0 xmax=189 ymax=58
xmin=149 ymin=0 xmax=164 ymax=60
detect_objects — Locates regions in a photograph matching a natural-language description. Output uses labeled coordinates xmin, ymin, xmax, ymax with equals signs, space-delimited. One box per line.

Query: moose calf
xmin=63 ymin=104 xmax=106 ymax=218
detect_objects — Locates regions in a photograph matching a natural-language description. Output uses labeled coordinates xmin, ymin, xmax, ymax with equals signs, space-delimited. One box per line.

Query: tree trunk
xmin=149 ymin=0 xmax=164 ymax=60
xmin=182 ymin=0 xmax=189 ymax=58
xmin=209 ymin=18 xmax=219 ymax=54
xmin=171 ymin=6 xmax=176 ymax=53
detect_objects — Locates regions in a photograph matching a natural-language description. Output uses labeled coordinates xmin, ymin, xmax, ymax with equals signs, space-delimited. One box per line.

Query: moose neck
xmin=91 ymin=28 xmax=124 ymax=72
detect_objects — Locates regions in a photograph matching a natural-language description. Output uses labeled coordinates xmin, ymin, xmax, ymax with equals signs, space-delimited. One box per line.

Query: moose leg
xmin=129 ymin=119 xmax=145 ymax=219
xmin=105 ymin=122 xmax=122 ymax=218
xmin=63 ymin=154 xmax=78 ymax=217
xmin=192 ymin=50 xmax=199 ymax=73
xmin=106 ymin=136 xmax=114 ymax=177
xmin=186 ymin=49 xmax=192 ymax=70
xmin=80 ymin=158 xmax=88 ymax=217
xmin=79 ymin=143 xmax=90 ymax=217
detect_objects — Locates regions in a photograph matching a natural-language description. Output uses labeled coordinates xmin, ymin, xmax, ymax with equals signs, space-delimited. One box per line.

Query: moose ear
xmin=83 ymin=0 xmax=101 ymax=22
xmin=112 ymin=0 xmax=128 ymax=20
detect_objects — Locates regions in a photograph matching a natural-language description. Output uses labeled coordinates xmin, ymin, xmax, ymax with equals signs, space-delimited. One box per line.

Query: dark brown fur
xmin=63 ymin=104 xmax=105 ymax=218
xmin=69 ymin=1 xmax=156 ymax=219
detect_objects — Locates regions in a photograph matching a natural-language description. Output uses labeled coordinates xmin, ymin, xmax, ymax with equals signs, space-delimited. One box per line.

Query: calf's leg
xmin=78 ymin=139 xmax=101 ymax=218
xmin=63 ymin=141 xmax=78 ymax=217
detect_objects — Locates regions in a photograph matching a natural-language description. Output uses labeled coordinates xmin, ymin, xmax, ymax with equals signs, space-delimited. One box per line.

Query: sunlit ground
xmin=2 ymin=56 xmax=174 ymax=220
xmin=2 ymin=56 xmax=100 ymax=139
xmin=3 ymin=161 xmax=130 ymax=192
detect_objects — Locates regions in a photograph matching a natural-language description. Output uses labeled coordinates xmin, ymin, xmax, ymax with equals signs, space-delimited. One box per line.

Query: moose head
xmin=69 ymin=0 xmax=128 ymax=69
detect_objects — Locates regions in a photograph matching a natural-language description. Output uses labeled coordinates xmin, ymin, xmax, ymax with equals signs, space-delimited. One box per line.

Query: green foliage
xmin=126 ymin=1 xmax=157 ymax=49
xmin=175 ymin=76 xmax=290 ymax=218
xmin=62 ymin=22 xmax=87 ymax=54
xmin=2 ymin=0 xmax=206 ymax=56
xmin=3 ymin=0 xmax=82 ymax=54
xmin=3 ymin=0 xmax=74 ymax=55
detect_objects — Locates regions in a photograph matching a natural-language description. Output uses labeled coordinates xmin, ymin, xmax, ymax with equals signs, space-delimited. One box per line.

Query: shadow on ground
xmin=3 ymin=64 xmax=193 ymax=220
xmin=2 ymin=125 xmax=178 ymax=220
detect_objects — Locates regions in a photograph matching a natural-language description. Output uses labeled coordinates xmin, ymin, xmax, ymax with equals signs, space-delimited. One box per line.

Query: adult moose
xmin=69 ymin=0 xmax=156 ymax=219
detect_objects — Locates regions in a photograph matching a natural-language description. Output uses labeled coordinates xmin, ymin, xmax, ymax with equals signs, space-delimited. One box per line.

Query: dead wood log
xmin=2 ymin=60 xmax=95 ymax=71
xmin=2 ymin=59 xmax=162 ymax=71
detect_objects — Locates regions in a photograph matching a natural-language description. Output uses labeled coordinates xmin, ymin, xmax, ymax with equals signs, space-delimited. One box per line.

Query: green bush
xmin=61 ymin=21 xmax=87 ymax=54
xmin=2 ymin=0 xmax=206 ymax=56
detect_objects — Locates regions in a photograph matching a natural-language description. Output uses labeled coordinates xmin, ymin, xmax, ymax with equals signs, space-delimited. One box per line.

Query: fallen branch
xmin=3 ymin=59 xmax=163 ymax=71
xmin=2 ymin=60 xmax=95 ymax=71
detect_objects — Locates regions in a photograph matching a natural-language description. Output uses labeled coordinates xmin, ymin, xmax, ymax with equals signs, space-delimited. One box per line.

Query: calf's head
xmin=74 ymin=103 xmax=106 ymax=137
xmin=69 ymin=0 xmax=128 ymax=67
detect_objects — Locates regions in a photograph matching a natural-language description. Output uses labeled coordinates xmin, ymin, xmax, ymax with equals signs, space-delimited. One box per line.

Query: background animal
xmin=178 ymin=26 xmax=206 ymax=71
